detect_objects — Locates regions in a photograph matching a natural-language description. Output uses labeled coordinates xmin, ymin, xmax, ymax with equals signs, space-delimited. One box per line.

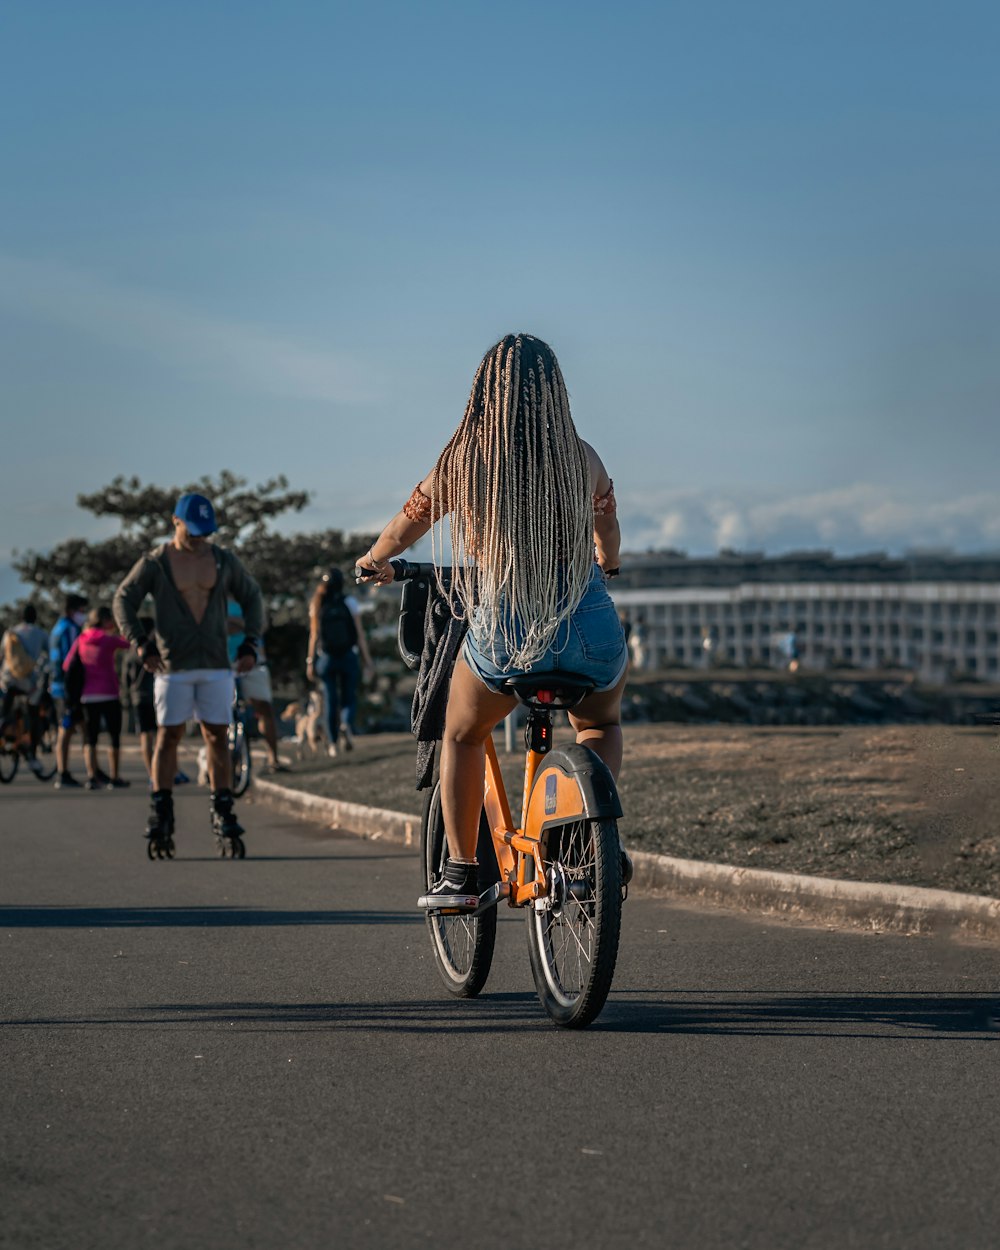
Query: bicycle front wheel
xmin=527 ymin=814 xmax=623 ymax=1029
xmin=230 ymin=720 xmax=251 ymax=796
xmin=422 ymin=781 xmax=497 ymax=998
xmin=0 ymin=746 xmax=18 ymax=784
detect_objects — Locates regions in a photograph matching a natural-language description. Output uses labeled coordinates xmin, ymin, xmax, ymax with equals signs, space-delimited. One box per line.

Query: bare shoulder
xmin=579 ymin=439 xmax=611 ymax=495
xmin=417 ymin=465 xmax=439 ymax=497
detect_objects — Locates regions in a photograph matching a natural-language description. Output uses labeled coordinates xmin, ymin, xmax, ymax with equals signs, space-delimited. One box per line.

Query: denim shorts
xmin=463 ymin=563 xmax=628 ymax=694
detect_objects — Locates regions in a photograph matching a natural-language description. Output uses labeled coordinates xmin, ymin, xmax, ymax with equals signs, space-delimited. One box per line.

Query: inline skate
xmin=146 ymin=790 xmax=176 ymax=860
xmin=211 ymin=789 xmax=246 ymax=859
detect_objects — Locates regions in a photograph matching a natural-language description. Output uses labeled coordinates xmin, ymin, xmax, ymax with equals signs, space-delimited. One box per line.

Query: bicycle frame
xmin=480 ymin=711 xmax=610 ymax=911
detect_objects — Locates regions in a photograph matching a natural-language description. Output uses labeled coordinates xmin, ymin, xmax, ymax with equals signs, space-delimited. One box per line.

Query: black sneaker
xmin=54 ymin=772 xmax=82 ymax=789
xmin=107 ymin=777 xmax=131 ymax=789
xmin=418 ymin=861 xmax=480 ymax=913
xmin=84 ymin=777 xmax=105 ymax=791
xmin=94 ymin=768 xmax=112 ymax=785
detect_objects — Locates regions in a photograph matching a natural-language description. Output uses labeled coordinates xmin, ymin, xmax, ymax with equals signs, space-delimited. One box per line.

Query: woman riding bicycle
xmin=355 ymin=333 xmax=628 ymax=911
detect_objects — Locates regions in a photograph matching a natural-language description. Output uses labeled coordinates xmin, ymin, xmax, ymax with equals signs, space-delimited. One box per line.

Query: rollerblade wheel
xmin=146 ymin=840 xmax=157 ymax=861
xmin=233 ymin=836 xmax=245 ymax=860
xmin=165 ymin=838 xmax=175 ymax=860
xmin=216 ymin=836 xmax=229 ymax=859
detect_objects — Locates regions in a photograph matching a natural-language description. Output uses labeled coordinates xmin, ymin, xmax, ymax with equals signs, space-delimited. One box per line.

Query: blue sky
xmin=3 ymin=0 xmax=998 ymax=602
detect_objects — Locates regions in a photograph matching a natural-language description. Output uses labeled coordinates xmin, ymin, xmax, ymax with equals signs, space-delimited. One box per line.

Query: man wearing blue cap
xmin=114 ymin=492 xmax=265 ymax=854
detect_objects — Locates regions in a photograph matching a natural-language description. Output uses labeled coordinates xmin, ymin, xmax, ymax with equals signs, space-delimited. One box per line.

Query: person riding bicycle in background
xmin=49 ymin=593 xmax=88 ymax=788
xmin=63 ymin=606 xmax=131 ymax=790
xmin=1 ymin=604 xmax=50 ymax=776
xmin=306 ymin=568 xmax=374 ymax=756
xmin=113 ymin=492 xmax=264 ymax=848
xmin=227 ymin=599 xmax=288 ymax=773
xmin=355 ymin=333 xmax=629 ymax=911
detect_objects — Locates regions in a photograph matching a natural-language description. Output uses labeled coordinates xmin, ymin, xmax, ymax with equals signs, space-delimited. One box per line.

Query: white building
xmin=611 ymin=550 xmax=1000 ymax=683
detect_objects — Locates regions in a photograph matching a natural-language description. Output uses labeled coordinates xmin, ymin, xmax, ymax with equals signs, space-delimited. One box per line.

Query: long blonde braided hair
xmin=431 ymin=334 xmax=593 ymax=668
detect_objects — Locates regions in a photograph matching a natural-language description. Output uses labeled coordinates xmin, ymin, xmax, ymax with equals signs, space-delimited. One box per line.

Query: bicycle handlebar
xmin=355 ymin=557 xmax=446 ymax=584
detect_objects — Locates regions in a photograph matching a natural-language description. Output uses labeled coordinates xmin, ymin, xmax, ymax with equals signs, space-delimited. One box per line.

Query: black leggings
xmin=83 ymin=700 xmax=123 ymax=749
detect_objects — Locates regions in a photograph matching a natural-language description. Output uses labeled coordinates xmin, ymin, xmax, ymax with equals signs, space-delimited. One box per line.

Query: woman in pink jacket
xmin=64 ymin=606 xmax=131 ymax=790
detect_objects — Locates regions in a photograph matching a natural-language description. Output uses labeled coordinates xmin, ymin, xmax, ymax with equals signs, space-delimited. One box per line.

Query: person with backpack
xmin=0 ymin=604 xmax=50 ymax=776
xmin=48 ymin=593 xmax=88 ymax=788
xmin=306 ymin=567 xmax=373 ymax=756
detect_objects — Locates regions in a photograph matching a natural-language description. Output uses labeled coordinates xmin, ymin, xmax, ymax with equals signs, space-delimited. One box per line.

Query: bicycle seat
xmin=497 ymin=672 xmax=596 ymax=710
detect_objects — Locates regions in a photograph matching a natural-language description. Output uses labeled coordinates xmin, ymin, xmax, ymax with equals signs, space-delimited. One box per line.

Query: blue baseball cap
xmin=174 ymin=493 xmax=218 ymax=536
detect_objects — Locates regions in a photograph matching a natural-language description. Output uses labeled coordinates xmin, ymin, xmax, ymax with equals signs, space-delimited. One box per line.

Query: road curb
xmin=628 ymin=851 xmax=1000 ymax=942
xmin=253 ymin=777 xmax=1000 ymax=943
xmin=253 ymin=777 xmax=418 ymax=848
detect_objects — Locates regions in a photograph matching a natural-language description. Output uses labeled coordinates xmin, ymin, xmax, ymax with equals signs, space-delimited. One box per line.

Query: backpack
xmin=320 ymin=594 xmax=358 ymax=657
xmin=65 ymin=651 xmax=86 ymax=709
xmin=4 ymin=631 xmax=35 ymax=681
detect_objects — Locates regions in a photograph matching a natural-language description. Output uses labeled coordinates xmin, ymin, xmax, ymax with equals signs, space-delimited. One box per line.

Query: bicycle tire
xmin=422 ymin=781 xmax=497 ymax=998
xmin=0 ymin=747 xmax=17 ymax=784
xmin=526 ymin=772 xmax=622 ymax=1027
xmin=31 ymin=758 xmax=57 ymax=782
xmin=230 ymin=719 xmax=251 ymax=797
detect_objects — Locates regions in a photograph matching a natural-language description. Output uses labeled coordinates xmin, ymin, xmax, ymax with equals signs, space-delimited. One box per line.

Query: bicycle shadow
xmin=596 ymin=990 xmax=999 ymax=1038
xmin=7 ymin=991 xmax=997 ymax=1038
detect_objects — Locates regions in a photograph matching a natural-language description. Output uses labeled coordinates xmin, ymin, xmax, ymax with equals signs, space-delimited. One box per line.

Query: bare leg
xmin=439 ymin=659 xmax=516 ymax=862
xmin=251 ymin=699 xmax=280 ymax=767
xmin=567 ymin=667 xmax=628 ymax=780
xmin=201 ymin=722 xmax=232 ymax=791
xmin=56 ymin=725 xmax=74 ymax=774
xmin=107 ymin=745 xmax=121 ymax=780
xmin=140 ymin=731 xmax=154 ymax=778
xmin=152 ymin=724 xmax=186 ymax=792
xmin=83 ymin=742 xmax=97 ymax=780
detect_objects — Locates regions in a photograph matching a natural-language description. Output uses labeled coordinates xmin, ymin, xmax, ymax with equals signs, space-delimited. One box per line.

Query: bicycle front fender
xmin=524 ymin=744 xmax=623 ymax=837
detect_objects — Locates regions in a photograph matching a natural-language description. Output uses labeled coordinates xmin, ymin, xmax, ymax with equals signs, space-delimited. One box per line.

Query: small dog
xmin=280 ymin=688 xmax=329 ymax=760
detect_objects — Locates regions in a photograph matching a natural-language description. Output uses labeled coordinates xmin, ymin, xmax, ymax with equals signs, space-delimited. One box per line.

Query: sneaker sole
xmin=417 ymin=893 xmax=479 ymax=914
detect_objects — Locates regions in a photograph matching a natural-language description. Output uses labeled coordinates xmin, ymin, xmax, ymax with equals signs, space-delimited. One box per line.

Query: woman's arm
xmin=355 ymin=469 xmax=438 ymax=585
xmin=305 ymin=601 xmax=320 ymax=680
xmin=581 ymin=440 xmax=621 ymax=574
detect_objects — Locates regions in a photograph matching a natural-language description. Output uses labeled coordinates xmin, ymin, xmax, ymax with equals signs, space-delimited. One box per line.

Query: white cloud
xmin=0 ymin=253 xmax=371 ymax=405
xmin=622 ymin=484 xmax=1000 ymax=556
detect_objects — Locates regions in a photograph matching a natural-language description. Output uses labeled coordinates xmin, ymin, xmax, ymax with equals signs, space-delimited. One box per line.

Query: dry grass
xmin=271 ymin=724 xmax=1000 ymax=898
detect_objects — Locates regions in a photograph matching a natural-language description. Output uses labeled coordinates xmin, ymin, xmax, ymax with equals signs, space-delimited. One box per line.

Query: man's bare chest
xmin=167 ymin=548 xmax=218 ymax=598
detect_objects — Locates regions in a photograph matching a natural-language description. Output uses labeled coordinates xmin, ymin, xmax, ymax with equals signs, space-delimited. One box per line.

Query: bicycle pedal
xmin=420 ymin=894 xmax=480 ymax=915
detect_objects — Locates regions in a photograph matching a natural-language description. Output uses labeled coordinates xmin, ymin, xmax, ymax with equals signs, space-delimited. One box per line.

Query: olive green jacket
xmin=113 ymin=544 xmax=264 ymax=673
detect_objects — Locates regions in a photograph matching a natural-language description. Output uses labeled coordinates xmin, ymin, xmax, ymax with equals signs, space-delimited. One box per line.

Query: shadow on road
xmin=600 ymin=991 xmax=998 ymax=1038
xmin=0 ymin=905 xmax=422 ymax=927
xmin=6 ymin=991 xmax=997 ymax=1037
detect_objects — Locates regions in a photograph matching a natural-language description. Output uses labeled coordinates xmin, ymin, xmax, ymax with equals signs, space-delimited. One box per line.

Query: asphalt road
xmin=2 ymin=757 xmax=1000 ymax=1250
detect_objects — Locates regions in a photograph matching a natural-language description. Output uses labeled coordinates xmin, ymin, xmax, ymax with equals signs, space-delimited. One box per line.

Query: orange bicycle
xmin=394 ymin=560 xmax=624 ymax=1029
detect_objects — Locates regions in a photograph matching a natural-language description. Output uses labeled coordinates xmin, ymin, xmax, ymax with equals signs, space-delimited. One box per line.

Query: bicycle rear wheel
xmin=31 ymin=757 xmax=57 ymax=782
xmin=422 ymin=781 xmax=497 ymax=998
xmin=527 ymin=813 xmax=622 ymax=1029
xmin=230 ymin=719 xmax=251 ymax=796
xmin=0 ymin=746 xmax=17 ymax=784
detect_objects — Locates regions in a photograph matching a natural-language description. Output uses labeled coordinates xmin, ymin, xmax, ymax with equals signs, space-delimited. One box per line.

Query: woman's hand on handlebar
xmin=354 ymin=549 xmax=395 ymax=586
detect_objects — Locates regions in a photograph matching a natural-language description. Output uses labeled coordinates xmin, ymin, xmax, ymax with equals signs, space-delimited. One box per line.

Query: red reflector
xmin=538 ymin=690 xmax=554 ymax=703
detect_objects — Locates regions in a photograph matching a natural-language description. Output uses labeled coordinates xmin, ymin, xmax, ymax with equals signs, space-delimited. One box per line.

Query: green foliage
xmin=9 ymin=473 xmax=379 ymax=689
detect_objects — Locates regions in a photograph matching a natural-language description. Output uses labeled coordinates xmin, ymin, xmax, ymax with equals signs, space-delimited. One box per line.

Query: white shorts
xmin=155 ymin=669 xmax=234 ymax=727
xmin=236 ymin=663 xmax=272 ymax=704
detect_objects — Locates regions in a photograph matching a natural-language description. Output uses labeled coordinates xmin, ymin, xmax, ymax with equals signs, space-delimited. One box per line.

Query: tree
xmin=10 ymin=472 xmax=379 ymax=691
